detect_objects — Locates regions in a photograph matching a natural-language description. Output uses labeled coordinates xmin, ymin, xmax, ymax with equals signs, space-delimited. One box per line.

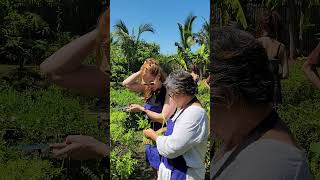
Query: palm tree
xmin=212 ymin=0 xmax=248 ymax=29
xmin=196 ymin=19 xmax=210 ymax=48
xmin=194 ymin=19 xmax=210 ymax=78
xmin=175 ymin=13 xmax=197 ymax=70
xmin=177 ymin=13 xmax=197 ymax=50
xmin=113 ymin=20 xmax=155 ymax=72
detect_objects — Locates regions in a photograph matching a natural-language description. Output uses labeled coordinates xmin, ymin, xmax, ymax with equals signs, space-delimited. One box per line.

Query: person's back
xmin=257 ymin=10 xmax=288 ymax=107
xmin=256 ymin=10 xmax=288 ymax=79
xmin=258 ymin=36 xmax=284 ymax=61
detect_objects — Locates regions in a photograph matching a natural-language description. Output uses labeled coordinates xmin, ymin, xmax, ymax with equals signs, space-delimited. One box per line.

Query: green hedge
xmin=0 ymin=84 xmax=106 ymax=179
xmin=278 ymin=59 xmax=320 ymax=176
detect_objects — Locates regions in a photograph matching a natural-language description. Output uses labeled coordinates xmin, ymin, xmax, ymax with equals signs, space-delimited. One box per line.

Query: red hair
xmin=140 ymin=58 xmax=166 ymax=101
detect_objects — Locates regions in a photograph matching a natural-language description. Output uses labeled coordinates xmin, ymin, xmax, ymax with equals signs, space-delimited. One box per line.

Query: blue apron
xmin=161 ymin=118 xmax=188 ymax=179
xmin=144 ymin=102 xmax=163 ymax=169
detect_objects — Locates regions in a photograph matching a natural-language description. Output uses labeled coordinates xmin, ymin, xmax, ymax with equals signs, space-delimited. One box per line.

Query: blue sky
xmin=110 ymin=0 xmax=210 ymax=55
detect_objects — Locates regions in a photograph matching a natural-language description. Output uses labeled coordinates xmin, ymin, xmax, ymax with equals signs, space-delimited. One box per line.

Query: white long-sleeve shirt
xmin=156 ymin=106 xmax=209 ymax=180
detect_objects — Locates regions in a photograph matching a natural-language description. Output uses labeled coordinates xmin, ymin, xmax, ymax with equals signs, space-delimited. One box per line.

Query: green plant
xmin=278 ymin=59 xmax=320 ymax=176
xmin=174 ymin=13 xmax=198 ymax=70
xmin=310 ymin=142 xmax=320 ymax=177
xmin=138 ymin=118 xmax=150 ymax=130
xmin=111 ymin=40 xmax=161 ymax=82
xmin=0 ymin=86 xmax=105 ymax=144
xmin=81 ymin=166 xmax=100 ymax=180
xmin=113 ymin=20 xmax=156 ymax=73
xmin=110 ymin=148 xmax=138 ymax=180
xmin=0 ymin=6 xmax=51 ymax=68
xmin=197 ymin=81 xmax=210 ymax=113
xmin=0 ymin=84 xmax=107 ymax=179
xmin=0 ymin=158 xmax=61 ymax=180
xmin=213 ymin=0 xmax=247 ymax=29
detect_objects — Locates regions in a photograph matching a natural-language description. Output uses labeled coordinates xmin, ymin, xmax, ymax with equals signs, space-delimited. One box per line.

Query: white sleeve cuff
xmin=156 ymin=135 xmax=167 ymax=156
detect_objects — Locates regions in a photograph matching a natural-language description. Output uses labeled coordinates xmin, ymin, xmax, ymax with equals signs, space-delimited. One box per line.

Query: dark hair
xmin=164 ymin=70 xmax=197 ymax=96
xmin=257 ymin=10 xmax=282 ymax=39
xmin=210 ymin=27 xmax=274 ymax=107
xmin=190 ymin=64 xmax=199 ymax=74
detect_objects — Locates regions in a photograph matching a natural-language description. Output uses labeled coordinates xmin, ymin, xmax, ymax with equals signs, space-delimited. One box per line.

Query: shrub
xmin=0 ymin=85 xmax=106 ymax=179
xmin=0 ymin=157 xmax=61 ymax=180
xmin=278 ymin=59 xmax=320 ymax=175
xmin=110 ymin=148 xmax=138 ymax=180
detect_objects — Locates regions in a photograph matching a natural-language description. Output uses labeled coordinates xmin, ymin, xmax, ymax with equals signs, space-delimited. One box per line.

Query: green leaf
xmin=225 ymin=0 xmax=248 ymax=29
xmin=310 ymin=142 xmax=320 ymax=154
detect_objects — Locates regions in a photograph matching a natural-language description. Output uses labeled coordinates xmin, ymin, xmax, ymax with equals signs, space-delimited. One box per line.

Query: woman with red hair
xmin=123 ymin=58 xmax=176 ymax=179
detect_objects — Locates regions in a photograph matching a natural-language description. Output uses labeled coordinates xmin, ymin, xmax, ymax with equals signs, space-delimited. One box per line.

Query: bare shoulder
xmin=257 ymin=36 xmax=269 ymax=41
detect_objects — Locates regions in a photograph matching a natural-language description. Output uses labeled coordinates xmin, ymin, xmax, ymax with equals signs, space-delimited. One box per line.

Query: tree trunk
xmin=288 ymin=0 xmax=298 ymax=61
xmin=299 ymin=11 xmax=304 ymax=42
xmin=18 ymin=59 xmax=25 ymax=70
xmin=299 ymin=10 xmax=304 ymax=55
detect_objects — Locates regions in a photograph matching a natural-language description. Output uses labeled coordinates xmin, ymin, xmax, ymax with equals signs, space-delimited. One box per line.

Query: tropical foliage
xmin=111 ymin=15 xmax=210 ymax=82
xmin=110 ymin=81 xmax=210 ymax=179
xmin=113 ymin=20 xmax=156 ymax=73
xmin=0 ymin=1 xmax=108 ymax=179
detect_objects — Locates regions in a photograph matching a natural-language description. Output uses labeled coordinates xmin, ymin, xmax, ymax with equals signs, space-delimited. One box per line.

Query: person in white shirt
xmin=143 ymin=70 xmax=209 ymax=180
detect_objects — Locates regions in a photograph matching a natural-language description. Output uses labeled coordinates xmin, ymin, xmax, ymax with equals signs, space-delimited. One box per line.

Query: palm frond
xmin=137 ymin=23 xmax=155 ymax=41
xmin=114 ymin=30 xmax=131 ymax=43
xmin=225 ymin=0 xmax=248 ymax=29
xmin=184 ymin=13 xmax=197 ymax=33
xmin=113 ymin=20 xmax=129 ymax=35
xmin=138 ymin=23 xmax=155 ymax=34
xmin=177 ymin=23 xmax=187 ymax=49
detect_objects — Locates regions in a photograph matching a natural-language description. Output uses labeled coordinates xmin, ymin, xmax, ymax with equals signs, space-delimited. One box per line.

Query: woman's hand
xmin=50 ymin=135 xmax=108 ymax=160
xmin=126 ymin=104 xmax=145 ymax=112
xmin=143 ymin=129 xmax=158 ymax=141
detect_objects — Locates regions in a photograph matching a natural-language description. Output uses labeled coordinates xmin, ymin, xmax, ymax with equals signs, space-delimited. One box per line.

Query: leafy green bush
xmin=0 ymin=136 xmax=62 ymax=179
xmin=278 ymin=59 xmax=320 ymax=176
xmin=0 ymin=3 xmax=52 ymax=68
xmin=310 ymin=142 xmax=320 ymax=178
xmin=0 ymin=86 xmax=104 ymax=144
xmin=111 ymin=41 xmax=161 ymax=82
xmin=197 ymin=80 xmax=210 ymax=113
xmin=110 ymin=87 xmax=143 ymax=109
xmin=111 ymin=148 xmax=138 ymax=180
xmin=156 ymin=54 xmax=179 ymax=76
xmin=0 ymin=158 xmax=61 ymax=180
xmin=111 ymin=43 xmax=128 ymax=82
xmin=110 ymin=111 xmax=136 ymax=147
xmin=0 ymin=84 xmax=106 ymax=179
